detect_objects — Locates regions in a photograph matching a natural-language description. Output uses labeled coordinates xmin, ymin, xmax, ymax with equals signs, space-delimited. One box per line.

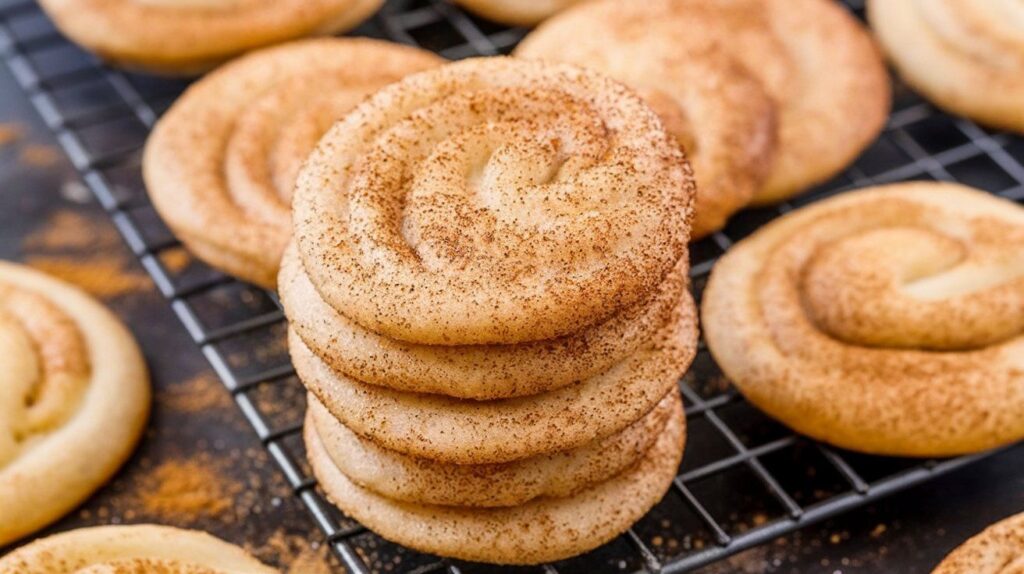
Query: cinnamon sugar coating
xmin=306 ymin=394 xmax=686 ymax=565
xmin=0 ymin=261 xmax=150 ymax=546
xmin=702 ymin=182 xmax=1024 ymax=456
xmin=0 ymin=525 xmax=276 ymax=573
xmin=37 ymin=0 xmax=383 ymax=74
xmin=292 ymin=56 xmax=694 ymax=345
xmin=931 ymin=511 xmax=1024 ymax=573
xmin=144 ymin=39 xmax=442 ymax=288
xmin=869 ymin=0 xmax=1024 ymax=133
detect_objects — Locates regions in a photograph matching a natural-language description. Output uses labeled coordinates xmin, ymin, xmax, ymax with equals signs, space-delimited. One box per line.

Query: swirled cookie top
xmin=916 ymin=0 xmax=1024 ymax=71
xmin=293 ymin=57 xmax=694 ymax=345
xmin=0 ymin=283 xmax=89 ymax=470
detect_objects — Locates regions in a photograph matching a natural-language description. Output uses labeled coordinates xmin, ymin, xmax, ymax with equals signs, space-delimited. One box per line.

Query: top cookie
xmin=522 ymin=0 xmax=888 ymax=205
xmin=869 ymin=0 xmax=1024 ymax=133
xmin=292 ymin=56 xmax=694 ymax=345
xmin=0 ymin=261 xmax=150 ymax=546
xmin=37 ymin=0 xmax=383 ymax=74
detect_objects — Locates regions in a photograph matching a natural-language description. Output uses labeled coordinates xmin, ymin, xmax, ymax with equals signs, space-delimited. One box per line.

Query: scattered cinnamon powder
xmin=160 ymin=247 xmax=193 ymax=274
xmin=158 ymin=373 xmax=232 ymax=413
xmin=19 ymin=144 xmax=60 ymax=167
xmin=26 ymin=256 xmax=151 ymax=298
xmin=137 ymin=458 xmax=241 ymax=519
xmin=23 ymin=211 xmax=116 ymax=251
xmin=255 ymin=531 xmax=334 ymax=574
xmin=0 ymin=122 xmax=25 ymax=147
xmin=23 ymin=210 xmax=152 ymax=298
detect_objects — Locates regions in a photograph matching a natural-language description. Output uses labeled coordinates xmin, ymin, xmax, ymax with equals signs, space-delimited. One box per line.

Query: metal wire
xmin=0 ymin=0 xmax=1018 ymax=571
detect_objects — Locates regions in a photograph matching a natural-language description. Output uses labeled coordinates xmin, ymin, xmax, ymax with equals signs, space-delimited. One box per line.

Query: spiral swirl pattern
xmin=702 ymin=182 xmax=1024 ymax=456
xmin=0 ymin=262 xmax=149 ymax=546
xmin=869 ymin=0 xmax=1024 ymax=132
xmin=292 ymin=56 xmax=693 ymax=345
xmin=37 ymin=0 xmax=382 ymax=74
xmin=931 ymin=511 xmax=1024 ymax=574
xmin=0 ymin=525 xmax=276 ymax=573
xmin=144 ymin=39 xmax=442 ymax=287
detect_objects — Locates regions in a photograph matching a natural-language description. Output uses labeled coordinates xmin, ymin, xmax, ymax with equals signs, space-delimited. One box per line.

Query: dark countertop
xmin=0 ymin=55 xmax=1021 ymax=574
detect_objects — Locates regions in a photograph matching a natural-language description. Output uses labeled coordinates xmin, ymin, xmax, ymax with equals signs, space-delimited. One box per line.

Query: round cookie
xmin=291 ymin=290 xmax=696 ymax=464
xmin=521 ymin=0 xmax=887 ymax=204
xmin=308 ymin=388 xmax=679 ymax=507
xmin=869 ymin=0 xmax=1024 ymax=133
xmin=292 ymin=56 xmax=694 ymax=345
xmin=931 ymin=511 xmax=1024 ymax=573
xmin=280 ymin=242 xmax=688 ymax=399
xmin=517 ymin=4 xmax=777 ymax=238
xmin=452 ymin=0 xmax=583 ymax=26
xmin=144 ymin=38 xmax=442 ymax=288
xmin=0 ymin=524 xmax=276 ymax=572
xmin=702 ymin=182 xmax=1024 ymax=456
xmin=306 ymin=393 xmax=686 ymax=565
xmin=37 ymin=0 xmax=383 ymax=74
xmin=0 ymin=261 xmax=150 ymax=546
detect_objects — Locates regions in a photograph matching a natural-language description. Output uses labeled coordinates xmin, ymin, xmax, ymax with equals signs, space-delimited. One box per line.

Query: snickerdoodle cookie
xmin=0 ymin=525 xmax=276 ymax=573
xmin=37 ymin=0 xmax=383 ymax=74
xmin=0 ymin=261 xmax=149 ymax=546
xmin=931 ymin=511 xmax=1024 ymax=573
xmin=702 ymin=182 xmax=1024 ymax=456
xmin=869 ymin=0 xmax=1024 ymax=133
xmin=452 ymin=0 xmax=583 ymax=26
xmin=144 ymin=38 xmax=442 ymax=288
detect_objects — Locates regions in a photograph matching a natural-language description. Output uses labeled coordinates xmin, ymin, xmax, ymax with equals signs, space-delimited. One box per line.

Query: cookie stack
xmin=280 ymin=57 xmax=699 ymax=564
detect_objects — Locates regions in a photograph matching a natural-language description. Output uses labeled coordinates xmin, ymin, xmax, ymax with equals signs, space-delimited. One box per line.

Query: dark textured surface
xmin=0 ymin=0 xmax=1022 ymax=572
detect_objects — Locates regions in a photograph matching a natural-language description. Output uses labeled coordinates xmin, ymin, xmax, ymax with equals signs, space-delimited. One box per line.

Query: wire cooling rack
xmin=1 ymin=0 xmax=1020 ymax=572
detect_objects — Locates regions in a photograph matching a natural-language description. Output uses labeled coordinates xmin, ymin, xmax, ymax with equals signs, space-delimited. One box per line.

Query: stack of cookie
xmin=279 ymin=57 xmax=699 ymax=564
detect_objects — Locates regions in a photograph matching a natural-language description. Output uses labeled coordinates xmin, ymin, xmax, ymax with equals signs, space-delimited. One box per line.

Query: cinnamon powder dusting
xmin=137 ymin=458 xmax=241 ymax=519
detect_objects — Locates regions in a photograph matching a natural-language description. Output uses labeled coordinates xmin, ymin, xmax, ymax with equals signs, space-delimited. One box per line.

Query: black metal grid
xmin=0 ymin=0 xmax=1020 ymax=571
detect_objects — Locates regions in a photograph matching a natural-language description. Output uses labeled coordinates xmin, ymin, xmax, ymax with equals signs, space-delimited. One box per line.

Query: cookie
xmin=702 ymin=182 xmax=1024 ymax=456
xmin=144 ymin=38 xmax=442 ymax=288
xmin=452 ymin=0 xmax=583 ymax=26
xmin=37 ymin=0 xmax=383 ymax=74
xmin=0 ymin=524 xmax=275 ymax=572
xmin=931 ymin=511 xmax=1024 ymax=573
xmin=0 ymin=261 xmax=149 ymax=546
xmin=869 ymin=0 xmax=1024 ymax=133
